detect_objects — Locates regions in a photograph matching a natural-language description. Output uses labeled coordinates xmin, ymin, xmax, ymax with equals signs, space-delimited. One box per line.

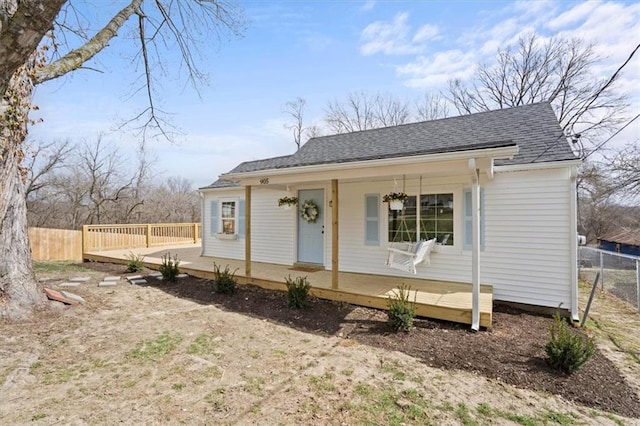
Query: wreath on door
xmin=300 ymin=200 xmax=319 ymax=223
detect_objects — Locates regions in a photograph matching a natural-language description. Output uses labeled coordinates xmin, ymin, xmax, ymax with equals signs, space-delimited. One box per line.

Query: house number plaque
xmin=259 ymin=178 xmax=269 ymax=185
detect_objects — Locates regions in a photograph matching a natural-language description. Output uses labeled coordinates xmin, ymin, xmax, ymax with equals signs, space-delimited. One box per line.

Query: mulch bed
xmin=84 ymin=262 xmax=640 ymax=418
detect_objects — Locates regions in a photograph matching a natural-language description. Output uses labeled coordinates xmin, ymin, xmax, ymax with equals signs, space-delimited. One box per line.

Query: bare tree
xmin=577 ymin=162 xmax=620 ymax=242
xmin=324 ymin=91 xmax=411 ymax=134
xmin=23 ymin=138 xmax=72 ymax=197
xmin=448 ymin=34 xmax=629 ymax=155
xmin=79 ymin=137 xmax=134 ymax=224
xmin=0 ymin=1 xmax=244 ymax=319
xmin=142 ymin=177 xmax=200 ymax=223
xmin=609 ymin=142 xmax=640 ymax=201
xmin=283 ymin=97 xmax=307 ymax=150
xmin=415 ymin=91 xmax=449 ymax=121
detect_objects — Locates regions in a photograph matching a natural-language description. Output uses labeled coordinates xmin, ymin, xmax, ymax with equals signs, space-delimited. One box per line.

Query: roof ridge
xmin=307 ymin=101 xmax=553 ymax=142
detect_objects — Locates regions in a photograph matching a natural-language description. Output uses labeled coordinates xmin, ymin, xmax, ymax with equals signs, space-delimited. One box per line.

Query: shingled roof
xmin=599 ymin=229 xmax=640 ymax=247
xmin=203 ymin=102 xmax=577 ymax=188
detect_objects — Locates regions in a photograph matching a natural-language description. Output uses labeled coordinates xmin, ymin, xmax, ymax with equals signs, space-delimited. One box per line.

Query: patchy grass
xmin=348 ymin=384 xmax=431 ymax=426
xmin=127 ymin=332 xmax=183 ymax=362
xmin=308 ymin=372 xmax=336 ymax=393
xmin=186 ymin=333 xmax=217 ymax=355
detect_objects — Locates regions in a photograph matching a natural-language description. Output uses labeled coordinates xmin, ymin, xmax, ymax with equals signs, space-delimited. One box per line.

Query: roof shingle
xmin=204 ymin=102 xmax=576 ymax=188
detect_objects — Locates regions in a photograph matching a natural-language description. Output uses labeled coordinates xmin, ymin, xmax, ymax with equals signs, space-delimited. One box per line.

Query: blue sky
xmin=30 ymin=0 xmax=640 ymax=188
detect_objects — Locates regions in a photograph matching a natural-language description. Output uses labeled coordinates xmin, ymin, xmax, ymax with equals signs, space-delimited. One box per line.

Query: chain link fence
xmin=579 ymin=246 xmax=640 ymax=311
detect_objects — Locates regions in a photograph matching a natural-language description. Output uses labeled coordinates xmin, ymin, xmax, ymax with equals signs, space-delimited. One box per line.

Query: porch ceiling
xmin=229 ymin=148 xmax=509 ymax=187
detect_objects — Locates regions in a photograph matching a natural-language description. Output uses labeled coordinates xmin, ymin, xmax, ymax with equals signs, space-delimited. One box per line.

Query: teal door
xmin=297 ymin=189 xmax=324 ymax=264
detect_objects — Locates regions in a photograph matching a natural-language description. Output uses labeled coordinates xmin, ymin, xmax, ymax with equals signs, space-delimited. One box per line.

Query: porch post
xmin=331 ymin=179 xmax=339 ymax=290
xmin=245 ymin=185 xmax=252 ymax=277
xmin=469 ymin=159 xmax=481 ymax=331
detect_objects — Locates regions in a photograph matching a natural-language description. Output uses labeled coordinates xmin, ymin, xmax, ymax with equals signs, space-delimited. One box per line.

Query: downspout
xmin=198 ymin=191 xmax=205 ymax=257
xmin=569 ymin=166 xmax=579 ymax=321
xmin=468 ymin=159 xmax=481 ymax=331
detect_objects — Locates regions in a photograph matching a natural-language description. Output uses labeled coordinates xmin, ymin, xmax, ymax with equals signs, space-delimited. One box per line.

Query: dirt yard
xmin=1 ymin=261 xmax=639 ymax=425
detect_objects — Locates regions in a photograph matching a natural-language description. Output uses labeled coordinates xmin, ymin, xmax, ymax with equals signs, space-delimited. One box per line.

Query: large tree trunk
xmin=0 ymin=144 xmax=45 ymax=319
xmin=0 ymin=58 xmax=47 ymax=319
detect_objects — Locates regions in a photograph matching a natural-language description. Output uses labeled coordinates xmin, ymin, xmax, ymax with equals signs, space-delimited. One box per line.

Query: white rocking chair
xmin=387 ymin=238 xmax=436 ymax=274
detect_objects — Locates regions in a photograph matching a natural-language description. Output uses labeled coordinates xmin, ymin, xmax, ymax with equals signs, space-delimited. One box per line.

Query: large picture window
xmin=388 ymin=193 xmax=454 ymax=245
xmin=420 ymin=193 xmax=453 ymax=245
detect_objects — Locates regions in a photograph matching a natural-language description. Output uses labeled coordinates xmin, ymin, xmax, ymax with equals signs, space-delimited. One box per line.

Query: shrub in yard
xmin=387 ymin=284 xmax=416 ymax=332
xmin=545 ymin=313 xmax=595 ymax=374
xmin=213 ymin=263 xmax=238 ymax=294
xmin=125 ymin=252 xmax=145 ymax=272
xmin=285 ymin=275 xmax=311 ymax=309
xmin=159 ymin=253 xmax=180 ymax=282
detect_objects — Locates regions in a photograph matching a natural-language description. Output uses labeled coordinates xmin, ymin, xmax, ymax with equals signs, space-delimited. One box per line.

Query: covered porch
xmin=222 ymin=147 xmax=516 ymax=331
xmin=84 ymin=243 xmax=493 ymax=328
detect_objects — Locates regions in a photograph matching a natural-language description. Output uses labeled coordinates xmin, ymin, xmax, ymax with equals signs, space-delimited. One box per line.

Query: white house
xmin=199 ymin=102 xmax=581 ymax=329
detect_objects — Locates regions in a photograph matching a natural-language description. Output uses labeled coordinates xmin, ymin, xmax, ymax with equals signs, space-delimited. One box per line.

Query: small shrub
xmin=545 ymin=313 xmax=595 ymax=373
xmin=125 ymin=251 xmax=145 ymax=272
xmin=213 ymin=263 xmax=238 ymax=294
xmin=285 ymin=275 xmax=311 ymax=309
xmin=159 ymin=253 xmax=180 ymax=282
xmin=387 ymin=284 xmax=416 ymax=332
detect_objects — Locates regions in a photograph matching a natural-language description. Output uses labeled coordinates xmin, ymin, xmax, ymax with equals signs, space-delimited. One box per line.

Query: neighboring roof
xmin=203 ymin=102 xmax=577 ymax=187
xmin=598 ymin=229 xmax=640 ymax=247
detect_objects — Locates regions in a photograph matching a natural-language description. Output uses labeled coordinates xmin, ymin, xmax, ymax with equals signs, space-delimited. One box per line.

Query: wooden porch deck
xmin=84 ymin=243 xmax=493 ymax=328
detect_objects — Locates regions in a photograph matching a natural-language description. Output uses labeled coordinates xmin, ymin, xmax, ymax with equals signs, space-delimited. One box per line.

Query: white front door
xmin=297 ymin=189 xmax=324 ymax=264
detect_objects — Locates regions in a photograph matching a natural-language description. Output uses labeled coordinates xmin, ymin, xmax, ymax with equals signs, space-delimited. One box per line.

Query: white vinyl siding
xmin=202 ymin=192 xmax=243 ymax=259
xmin=202 ymin=166 xmax=573 ymax=310
xmin=481 ymin=168 xmax=572 ymax=308
xmin=251 ymin=191 xmax=295 ymax=265
xmin=209 ymin=200 xmax=218 ymax=235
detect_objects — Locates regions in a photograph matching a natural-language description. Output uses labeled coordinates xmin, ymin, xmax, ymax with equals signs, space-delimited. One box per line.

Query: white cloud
xmin=383 ymin=0 xmax=640 ymax=108
xmin=360 ymin=12 xmax=439 ymax=56
xmin=360 ymin=0 xmax=376 ymax=12
xmin=397 ymin=50 xmax=477 ymax=88
xmin=546 ymin=1 xmax=599 ymax=30
xmin=413 ymin=24 xmax=439 ymax=44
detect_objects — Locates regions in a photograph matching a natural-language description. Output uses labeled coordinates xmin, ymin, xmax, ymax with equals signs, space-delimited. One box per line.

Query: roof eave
xmin=221 ymin=145 xmax=520 ymax=181
xmin=494 ymin=158 xmax=582 ymax=172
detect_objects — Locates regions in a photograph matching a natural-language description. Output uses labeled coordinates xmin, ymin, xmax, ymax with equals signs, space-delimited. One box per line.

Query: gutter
xmin=221 ymin=145 xmax=519 ymax=181
xmin=495 ymin=159 xmax=582 ymax=173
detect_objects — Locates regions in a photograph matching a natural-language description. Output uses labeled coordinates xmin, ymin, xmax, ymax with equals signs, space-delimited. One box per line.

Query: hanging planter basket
xmin=383 ymin=192 xmax=408 ymax=211
xmin=278 ymin=196 xmax=298 ymax=210
xmin=389 ymin=200 xmax=404 ymax=211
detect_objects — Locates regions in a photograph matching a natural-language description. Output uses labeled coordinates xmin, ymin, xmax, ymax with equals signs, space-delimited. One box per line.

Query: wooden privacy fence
xmin=83 ymin=223 xmax=201 ymax=252
xmin=29 ymin=227 xmax=83 ymax=262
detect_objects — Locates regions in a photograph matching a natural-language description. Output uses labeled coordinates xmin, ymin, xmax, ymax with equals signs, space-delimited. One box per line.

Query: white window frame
xmin=386 ymin=185 xmax=462 ymax=253
xmin=219 ymin=198 xmax=239 ymax=237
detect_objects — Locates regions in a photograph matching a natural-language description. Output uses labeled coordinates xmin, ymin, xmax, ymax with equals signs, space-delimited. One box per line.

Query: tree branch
xmin=35 ymin=0 xmax=143 ymax=85
xmin=0 ymin=0 xmax=66 ymax=95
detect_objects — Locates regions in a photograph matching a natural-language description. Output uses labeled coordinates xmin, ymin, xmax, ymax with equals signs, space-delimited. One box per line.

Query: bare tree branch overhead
xmin=448 ymin=34 xmax=629 ymax=156
xmin=0 ymin=0 xmax=244 ymax=319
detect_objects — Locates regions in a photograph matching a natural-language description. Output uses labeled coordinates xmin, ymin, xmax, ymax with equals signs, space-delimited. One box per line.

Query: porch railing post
xmin=146 ymin=224 xmax=152 ymax=248
xmin=193 ymin=222 xmax=198 ymax=244
xmin=82 ymin=225 xmax=88 ymax=255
